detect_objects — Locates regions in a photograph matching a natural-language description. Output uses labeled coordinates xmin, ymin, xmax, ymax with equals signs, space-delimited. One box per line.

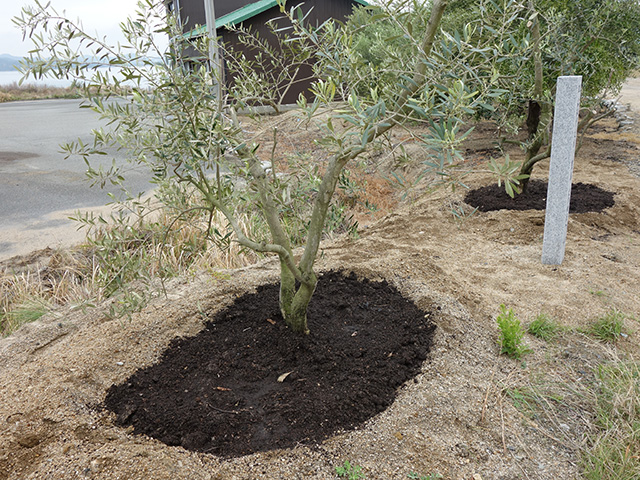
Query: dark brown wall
xmin=169 ymin=0 xmax=256 ymax=32
xmin=224 ymin=0 xmax=362 ymax=104
xmin=292 ymin=0 xmax=362 ymax=25
xmin=176 ymin=0 xmax=205 ymax=32
xmin=174 ymin=0 xmax=363 ymax=104
xmin=215 ymin=0 xmax=256 ymax=17
xmin=175 ymin=0 xmax=359 ymax=26
xmin=220 ymin=13 xmax=313 ymax=105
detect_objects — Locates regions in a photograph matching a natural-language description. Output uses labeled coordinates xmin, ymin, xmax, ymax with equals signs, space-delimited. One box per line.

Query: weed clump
xmin=335 ymin=460 xmax=365 ymax=479
xmin=587 ymin=309 xmax=627 ymax=342
xmin=496 ymin=304 xmax=530 ymax=359
xmin=528 ymin=313 xmax=561 ymax=341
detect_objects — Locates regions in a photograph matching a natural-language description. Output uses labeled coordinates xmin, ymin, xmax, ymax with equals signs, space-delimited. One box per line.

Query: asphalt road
xmin=0 ymin=98 xmax=155 ymax=260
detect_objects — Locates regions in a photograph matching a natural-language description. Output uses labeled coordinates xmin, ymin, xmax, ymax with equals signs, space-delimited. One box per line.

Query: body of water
xmin=0 ymin=70 xmax=75 ymax=87
xmin=0 ymin=66 xmax=157 ymax=88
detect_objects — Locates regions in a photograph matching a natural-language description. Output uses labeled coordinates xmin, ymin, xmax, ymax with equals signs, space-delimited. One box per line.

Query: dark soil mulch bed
xmin=104 ymin=271 xmax=436 ymax=458
xmin=464 ymin=180 xmax=615 ymax=212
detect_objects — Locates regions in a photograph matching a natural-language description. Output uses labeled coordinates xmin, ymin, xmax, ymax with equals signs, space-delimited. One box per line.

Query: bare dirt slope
xmin=1 ymin=112 xmax=639 ymax=478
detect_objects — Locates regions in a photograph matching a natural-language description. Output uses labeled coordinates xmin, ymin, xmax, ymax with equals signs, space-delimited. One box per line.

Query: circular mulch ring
xmin=464 ymin=180 xmax=615 ymax=213
xmin=104 ymin=271 xmax=436 ymax=458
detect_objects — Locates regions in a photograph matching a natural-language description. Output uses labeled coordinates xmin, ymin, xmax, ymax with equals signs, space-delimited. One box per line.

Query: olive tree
xmin=517 ymin=0 xmax=640 ymax=191
xmin=453 ymin=0 xmax=640 ymax=193
xmin=16 ymin=0 xmax=503 ymax=334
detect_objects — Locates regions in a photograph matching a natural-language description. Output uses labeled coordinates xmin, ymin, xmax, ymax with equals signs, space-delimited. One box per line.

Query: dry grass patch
xmin=0 ymin=208 xmax=260 ymax=336
xmin=0 ymin=82 xmax=82 ymax=102
xmin=582 ymin=357 xmax=640 ymax=480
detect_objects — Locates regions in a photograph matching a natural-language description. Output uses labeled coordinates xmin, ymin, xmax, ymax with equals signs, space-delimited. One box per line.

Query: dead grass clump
xmin=0 ymin=248 xmax=91 ymax=336
xmin=0 ymin=208 xmax=260 ymax=336
xmin=356 ymin=174 xmax=398 ymax=218
xmin=582 ymin=358 xmax=640 ymax=480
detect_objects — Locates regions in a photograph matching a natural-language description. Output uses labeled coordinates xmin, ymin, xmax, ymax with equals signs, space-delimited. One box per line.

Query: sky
xmin=1 ymin=0 xmax=167 ymax=57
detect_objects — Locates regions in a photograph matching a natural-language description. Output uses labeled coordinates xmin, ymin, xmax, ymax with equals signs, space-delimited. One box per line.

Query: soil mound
xmin=464 ymin=180 xmax=615 ymax=212
xmin=104 ymin=271 xmax=436 ymax=458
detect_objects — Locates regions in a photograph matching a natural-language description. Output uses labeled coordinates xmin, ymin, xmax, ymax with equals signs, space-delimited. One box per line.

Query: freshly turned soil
xmin=104 ymin=271 xmax=436 ymax=458
xmin=464 ymin=180 xmax=616 ymax=212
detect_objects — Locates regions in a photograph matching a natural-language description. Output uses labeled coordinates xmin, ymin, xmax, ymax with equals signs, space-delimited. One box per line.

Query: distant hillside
xmin=0 ymin=54 xmax=22 ymax=72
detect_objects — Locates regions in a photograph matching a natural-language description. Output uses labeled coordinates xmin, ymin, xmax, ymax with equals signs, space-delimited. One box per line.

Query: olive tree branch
xmin=297 ymin=0 xmax=449 ymax=273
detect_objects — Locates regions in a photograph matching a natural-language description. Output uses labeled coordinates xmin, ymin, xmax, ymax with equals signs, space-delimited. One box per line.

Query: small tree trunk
xmin=526 ymin=100 xmax=541 ymax=138
xmin=520 ymin=98 xmax=544 ymax=193
xmin=277 ymin=256 xmax=317 ymax=334
xmin=519 ymin=132 xmax=551 ymax=193
xmin=283 ymin=271 xmax=317 ymax=334
xmin=519 ymin=1 xmax=547 ymax=194
xmin=519 ymin=141 xmax=541 ymax=193
xmin=281 ymin=0 xmax=449 ymax=333
xmin=278 ymin=258 xmax=296 ymax=321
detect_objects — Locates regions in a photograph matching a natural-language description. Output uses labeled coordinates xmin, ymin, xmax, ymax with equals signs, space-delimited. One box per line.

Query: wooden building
xmin=165 ymin=0 xmax=368 ymax=104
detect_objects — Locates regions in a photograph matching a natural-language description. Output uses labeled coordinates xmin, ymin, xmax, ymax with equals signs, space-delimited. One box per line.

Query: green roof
xmin=219 ymin=0 xmax=285 ymax=28
xmin=189 ymin=0 xmax=368 ymax=37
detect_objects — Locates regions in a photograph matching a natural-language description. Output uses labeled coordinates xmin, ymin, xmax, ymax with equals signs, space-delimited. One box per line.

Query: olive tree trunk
xmin=518 ymin=2 xmax=551 ymax=193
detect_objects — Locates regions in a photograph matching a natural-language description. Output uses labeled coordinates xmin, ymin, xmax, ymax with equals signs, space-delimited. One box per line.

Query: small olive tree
xmin=516 ymin=0 xmax=640 ymax=192
xmin=450 ymin=0 xmax=640 ymax=194
xmin=16 ymin=0 xmax=504 ymax=334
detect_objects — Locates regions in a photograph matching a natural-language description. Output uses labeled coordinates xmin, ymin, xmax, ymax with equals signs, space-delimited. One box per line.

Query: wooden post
xmin=203 ymin=0 xmax=222 ymax=101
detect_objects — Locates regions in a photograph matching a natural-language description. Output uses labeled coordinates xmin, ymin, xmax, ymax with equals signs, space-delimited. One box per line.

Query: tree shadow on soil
xmin=464 ymin=180 xmax=615 ymax=213
xmin=104 ymin=271 xmax=436 ymax=458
